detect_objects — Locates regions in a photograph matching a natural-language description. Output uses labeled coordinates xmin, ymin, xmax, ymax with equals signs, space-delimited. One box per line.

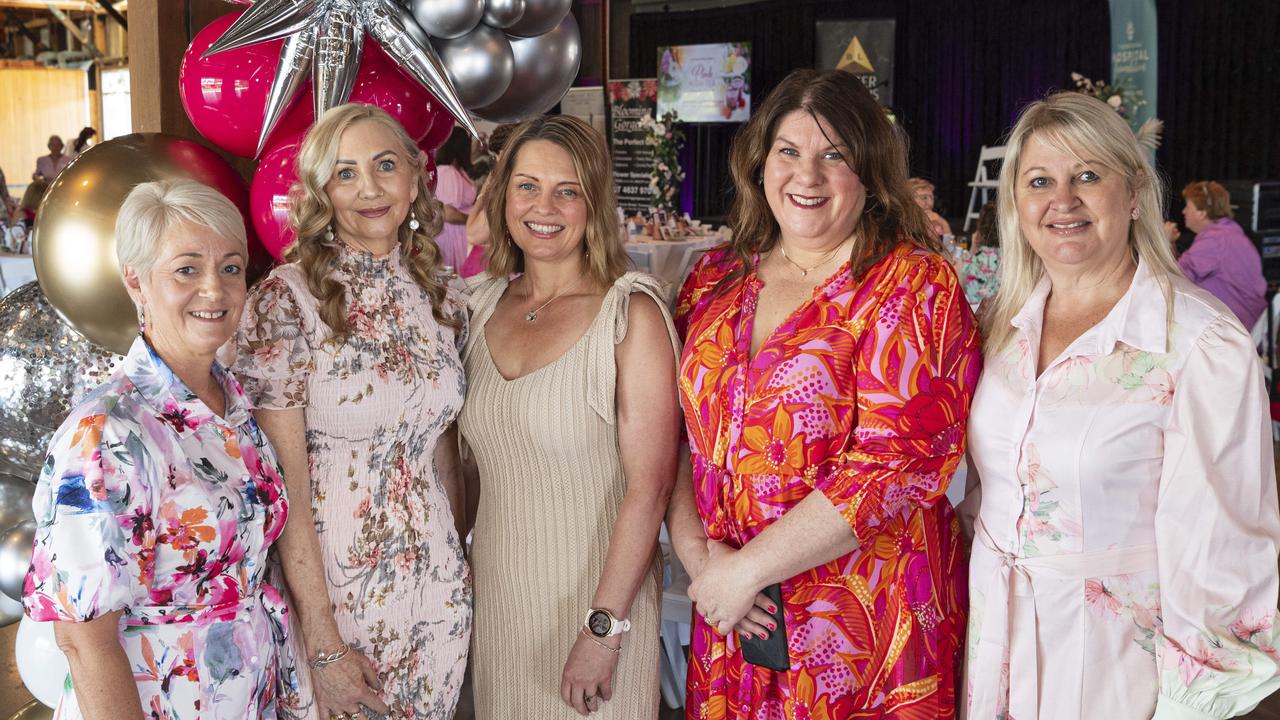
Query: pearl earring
xmin=409 ymin=210 xmax=420 ymax=231
xmin=325 ymin=225 xmax=335 ymax=241
xmin=1131 ymin=208 xmax=1139 ymax=220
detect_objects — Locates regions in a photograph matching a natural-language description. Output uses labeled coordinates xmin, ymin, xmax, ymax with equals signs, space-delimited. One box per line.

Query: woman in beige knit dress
xmin=459 ymin=115 xmax=679 ymax=718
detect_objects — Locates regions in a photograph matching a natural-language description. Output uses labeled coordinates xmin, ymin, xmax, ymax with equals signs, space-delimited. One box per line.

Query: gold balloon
xmin=6 ymin=700 xmax=52 ymax=720
xmin=32 ymin=133 xmax=264 ymax=356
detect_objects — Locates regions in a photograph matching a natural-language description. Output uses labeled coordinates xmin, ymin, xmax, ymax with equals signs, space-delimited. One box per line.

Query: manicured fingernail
xmin=768 ymin=604 xmax=777 ymax=613
xmin=767 ymin=622 xmax=776 ymax=630
xmin=759 ymin=631 xmax=769 ymax=639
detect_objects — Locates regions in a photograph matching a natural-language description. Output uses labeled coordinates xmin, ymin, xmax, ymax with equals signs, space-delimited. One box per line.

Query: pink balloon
xmin=419 ymin=110 xmax=455 ymax=154
xmin=349 ymin=42 xmax=448 ymax=143
xmin=250 ymin=134 xmax=304 ymax=261
xmin=179 ymin=12 xmax=310 ymax=158
xmin=422 ymin=151 xmax=438 ymax=195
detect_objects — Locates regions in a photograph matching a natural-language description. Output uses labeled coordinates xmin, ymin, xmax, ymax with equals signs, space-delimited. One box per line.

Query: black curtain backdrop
xmin=630 ymin=0 xmax=1280 ymax=225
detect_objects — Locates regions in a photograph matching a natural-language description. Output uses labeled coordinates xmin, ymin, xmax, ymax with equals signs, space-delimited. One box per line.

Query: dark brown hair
xmin=483 ymin=115 xmax=628 ymax=288
xmin=973 ymin=200 xmax=999 ymax=249
xmin=1182 ymin=180 xmax=1234 ymax=221
xmin=725 ymin=68 xmax=939 ymax=281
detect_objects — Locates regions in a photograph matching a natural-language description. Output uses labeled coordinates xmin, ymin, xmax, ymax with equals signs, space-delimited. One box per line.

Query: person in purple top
xmin=1176 ymin=180 xmax=1267 ymax=329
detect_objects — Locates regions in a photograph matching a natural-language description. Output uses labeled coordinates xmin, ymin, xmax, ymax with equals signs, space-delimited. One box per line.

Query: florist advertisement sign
xmin=656 ymin=42 xmax=751 ymax=123
xmin=608 ymin=79 xmax=659 ymax=214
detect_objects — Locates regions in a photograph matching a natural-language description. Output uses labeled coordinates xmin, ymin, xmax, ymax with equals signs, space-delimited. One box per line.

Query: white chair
xmin=963 ymin=145 xmax=1006 ymax=231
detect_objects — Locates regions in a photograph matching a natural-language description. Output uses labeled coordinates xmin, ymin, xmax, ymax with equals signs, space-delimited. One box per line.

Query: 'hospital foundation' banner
xmin=1109 ymin=0 xmax=1157 ymax=128
xmin=608 ymin=79 xmax=658 ymax=215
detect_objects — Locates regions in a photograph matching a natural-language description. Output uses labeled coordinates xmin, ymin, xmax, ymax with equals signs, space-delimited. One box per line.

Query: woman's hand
xmin=560 ymin=631 xmax=621 ymax=716
xmin=687 ymin=539 xmax=766 ymax=635
xmin=311 ymin=648 xmax=389 ymax=719
xmin=1164 ymin=220 xmax=1181 ymax=244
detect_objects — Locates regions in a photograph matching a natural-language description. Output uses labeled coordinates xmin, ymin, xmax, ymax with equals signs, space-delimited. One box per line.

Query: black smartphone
xmin=739 ymin=582 xmax=789 ymax=671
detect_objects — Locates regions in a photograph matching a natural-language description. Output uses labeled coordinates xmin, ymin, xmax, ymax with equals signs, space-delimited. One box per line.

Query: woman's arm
xmin=665 ymin=445 xmax=708 ymax=579
xmin=253 ymin=408 xmax=389 ymax=717
xmin=442 ymin=205 xmax=468 ymax=224
xmin=433 ymin=424 xmax=468 ymax=543
xmin=54 ymin=612 xmax=145 ymax=720
xmin=560 ymin=293 xmax=679 ymax=715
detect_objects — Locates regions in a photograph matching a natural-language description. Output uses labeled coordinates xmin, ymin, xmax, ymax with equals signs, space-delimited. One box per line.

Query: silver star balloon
xmin=203 ymin=0 xmax=479 ymax=157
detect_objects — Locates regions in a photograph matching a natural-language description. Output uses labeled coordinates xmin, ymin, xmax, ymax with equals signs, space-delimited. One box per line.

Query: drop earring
xmin=325 ymin=224 xmax=335 ymax=241
xmin=1131 ymin=208 xmax=1139 ymax=220
xmin=409 ymin=210 xmax=420 ymax=231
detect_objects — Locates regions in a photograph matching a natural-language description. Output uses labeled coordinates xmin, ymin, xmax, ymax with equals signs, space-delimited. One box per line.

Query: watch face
xmin=588 ymin=610 xmax=612 ymax=637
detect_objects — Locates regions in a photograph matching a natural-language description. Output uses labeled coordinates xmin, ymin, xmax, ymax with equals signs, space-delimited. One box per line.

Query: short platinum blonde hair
xmin=115 ymin=179 xmax=247 ymax=275
xmin=982 ymin=91 xmax=1181 ymax=353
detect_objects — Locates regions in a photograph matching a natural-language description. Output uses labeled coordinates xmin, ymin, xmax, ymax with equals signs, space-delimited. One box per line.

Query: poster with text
xmin=656 ymin=42 xmax=751 ymax=123
xmin=816 ymin=19 xmax=895 ymax=107
xmin=608 ymin=79 xmax=658 ymax=214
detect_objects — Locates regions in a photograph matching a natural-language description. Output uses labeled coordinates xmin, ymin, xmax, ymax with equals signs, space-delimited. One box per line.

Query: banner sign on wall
xmin=816 ymin=19 xmax=896 ymax=107
xmin=656 ymin=42 xmax=751 ymax=123
xmin=608 ymin=79 xmax=658 ymax=214
xmin=1109 ymin=0 xmax=1157 ymax=128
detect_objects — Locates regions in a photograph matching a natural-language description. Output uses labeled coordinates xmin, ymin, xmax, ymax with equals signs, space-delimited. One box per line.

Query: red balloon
xmin=348 ymin=42 xmax=446 ymax=143
xmin=249 ymin=134 xmax=304 ymax=262
xmin=179 ymin=12 xmax=310 ymax=158
xmin=419 ymin=110 xmax=455 ymax=154
xmin=422 ymin=151 xmax=438 ymax=195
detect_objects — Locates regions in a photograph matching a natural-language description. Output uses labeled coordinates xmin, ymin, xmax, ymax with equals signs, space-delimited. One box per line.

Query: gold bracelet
xmin=309 ymin=642 xmax=351 ymax=669
xmin=579 ymin=628 xmax=621 ymax=654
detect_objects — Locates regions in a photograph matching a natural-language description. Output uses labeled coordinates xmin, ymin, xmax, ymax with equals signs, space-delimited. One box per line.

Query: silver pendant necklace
xmin=777 ymin=243 xmax=845 ymax=276
xmin=524 ymin=276 xmax=583 ymax=322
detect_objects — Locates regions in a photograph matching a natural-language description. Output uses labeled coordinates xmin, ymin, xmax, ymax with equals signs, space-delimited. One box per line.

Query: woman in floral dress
xmin=962 ymin=92 xmax=1280 ymax=718
xmin=667 ymin=69 xmax=981 ymax=718
xmin=235 ymin=105 xmax=469 ymax=720
xmin=24 ymin=180 xmax=296 ymax=718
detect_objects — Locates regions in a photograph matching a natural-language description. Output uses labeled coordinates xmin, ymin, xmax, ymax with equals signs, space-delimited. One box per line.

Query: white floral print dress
xmin=962 ymin=259 xmax=1280 ymax=720
xmin=24 ymin=336 xmax=296 ymax=719
xmin=234 ymin=245 xmax=470 ymax=720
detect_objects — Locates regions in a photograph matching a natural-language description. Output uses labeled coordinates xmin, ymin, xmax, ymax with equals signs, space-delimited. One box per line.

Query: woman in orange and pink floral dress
xmin=665 ymin=69 xmax=981 ymax=718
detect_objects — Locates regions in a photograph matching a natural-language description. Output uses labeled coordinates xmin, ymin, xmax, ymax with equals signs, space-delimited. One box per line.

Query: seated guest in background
xmin=434 ymin=126 xmax=476 ymax=271
xmin=0 ymin=164 xmax=13 ymax=219
xmin=237 ymin=103 xmax=469 ymax=719
xmin=959 ymin=200 xmax=1001 ymax=306
xmin=963 ymin=92 xmax=1280 ymax=719
xmin=70 ymin=126 xmax=97 ymax=156
xmin=909 ymin=176 xmax=953 ymax=237
xmin=460 ymin=115 xmax=678 ymax=718
xmin=1177 ymin=180 xmax=1266 ymax=329
xmin=33 ymin=134 xmax=71 ymax=183
xmin=670 ymin=68 xmax=980 ymax=718
xmin=461 ymin=122 xmax=519 ymax=278
xmin=24 ymin=179 xmax=296 ymax=718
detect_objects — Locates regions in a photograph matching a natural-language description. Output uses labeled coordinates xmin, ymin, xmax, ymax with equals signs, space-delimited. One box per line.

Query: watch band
xmin=584 ymin=608 xmax=631 ymax=637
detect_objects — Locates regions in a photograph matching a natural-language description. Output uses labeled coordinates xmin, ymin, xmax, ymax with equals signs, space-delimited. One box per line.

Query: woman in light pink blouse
xmin=961 ymin=92 xmax=1280 ymax=719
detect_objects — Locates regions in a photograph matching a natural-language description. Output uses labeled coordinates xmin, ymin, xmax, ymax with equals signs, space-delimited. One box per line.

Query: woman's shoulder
xmin=47 ymin=367 xmax=148 ymax=462
xmin=1169 ymin=272 xmax=1252 ymax=342
xmin=464 ymin=272 xmax=509 ymax=313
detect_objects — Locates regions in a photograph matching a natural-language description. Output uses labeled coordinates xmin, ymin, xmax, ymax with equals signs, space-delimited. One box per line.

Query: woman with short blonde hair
xmin=236 ymin=103 xmax=471 ymax=719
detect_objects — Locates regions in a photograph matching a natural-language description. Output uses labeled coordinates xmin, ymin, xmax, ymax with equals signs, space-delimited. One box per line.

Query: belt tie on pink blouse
xmin=968 ymin=518 xmax=1157 ymax=720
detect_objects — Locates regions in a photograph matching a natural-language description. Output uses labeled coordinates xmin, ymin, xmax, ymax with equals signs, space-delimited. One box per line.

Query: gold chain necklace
xmin=777 ymin=242 xmax=846 ymax=277
xmin=524 ymin=276 xmax=583 ymax=322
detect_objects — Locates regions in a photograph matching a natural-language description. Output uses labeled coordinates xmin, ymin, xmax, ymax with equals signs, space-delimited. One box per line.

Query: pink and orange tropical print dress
xmin=675 ymin=243 xmax=981 ymax=719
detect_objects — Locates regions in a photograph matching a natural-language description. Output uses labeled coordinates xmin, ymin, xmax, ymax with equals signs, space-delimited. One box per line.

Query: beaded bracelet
xmin=309 ymin=642 xmax=351 ymax=669
xmin=579 ymin=628 xmax=621 ymax=654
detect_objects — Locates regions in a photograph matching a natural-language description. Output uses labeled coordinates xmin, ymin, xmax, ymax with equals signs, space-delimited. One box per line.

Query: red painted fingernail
xmin=768 ymin=604 xmax=777 ymax=613
xmin=758 ymin=632 xmax=768 ymax=639
xmin=767 ymin=622 xmax=776 ymax=630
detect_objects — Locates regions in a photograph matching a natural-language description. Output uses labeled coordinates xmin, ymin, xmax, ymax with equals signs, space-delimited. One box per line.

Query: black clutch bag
xmin=739 ymin=582 xmax=789 ymax=671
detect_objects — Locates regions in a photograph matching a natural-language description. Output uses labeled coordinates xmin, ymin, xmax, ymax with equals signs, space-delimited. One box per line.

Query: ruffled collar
xmin=335 ymin=241 xmax=401 ymax=279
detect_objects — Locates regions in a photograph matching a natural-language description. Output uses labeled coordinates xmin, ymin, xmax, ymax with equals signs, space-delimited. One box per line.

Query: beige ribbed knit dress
xmin=459 ymin=271 xmax=675 ymax=719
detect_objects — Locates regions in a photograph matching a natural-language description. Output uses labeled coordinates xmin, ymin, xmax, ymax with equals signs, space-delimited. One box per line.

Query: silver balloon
xmin=482 ymin=0 xmax=525 ymax=29
xmin=0 ymin=283 xmax=125 ymax=476
xmin=8 ymin=700 xmax=55 ymax=720
xmin=0 ymin=592 xmax=20 ymax=628
xmin=473 ymin=14 xmax=580 ymax=123
xmin=0 ymin=521 xmax=34 ymax=602
xmin=256 ymin=26 xmax=315 ymax=158
xmin=0 ymin=474 xmax=35 ymax=540
xmin=503 ymin=0 xmax=570 ymax=37
xmin=411 ymin=0 xmax=484 ymax=40
xmin=313 ymin=0 xmax=365 ymax=118
xmin=436 ymin=24 xmax=514 ymax=108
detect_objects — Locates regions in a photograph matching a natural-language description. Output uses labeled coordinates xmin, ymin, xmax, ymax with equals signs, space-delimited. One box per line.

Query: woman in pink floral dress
xmin=962 ymin=92 xmax=1280 ymax=719
xmin=235 ymin=105 xmax=470 ymax=720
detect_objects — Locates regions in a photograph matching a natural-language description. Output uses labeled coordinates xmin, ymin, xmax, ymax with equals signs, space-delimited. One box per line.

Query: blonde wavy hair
xmin=982 ymin=92 xmax=1181 ymax=353
xmin=285 ymin=103 xmax=457 ymax=343
xmin=482 ymin=115 xmax=628 ymax=288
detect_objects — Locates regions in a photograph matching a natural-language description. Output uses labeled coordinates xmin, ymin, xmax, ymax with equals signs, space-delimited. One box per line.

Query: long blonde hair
xmin=982 ymin=92 xmax=1181 ymax=353
xmin=483 ymin=115 xmax=628 ymax=288
xmin=286 ymin=103 xmax=458 ymax=343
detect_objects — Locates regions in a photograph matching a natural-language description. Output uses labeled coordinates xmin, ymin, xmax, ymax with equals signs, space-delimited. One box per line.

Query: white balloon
xmin=16 ymin=616 xmax=69 ymax=708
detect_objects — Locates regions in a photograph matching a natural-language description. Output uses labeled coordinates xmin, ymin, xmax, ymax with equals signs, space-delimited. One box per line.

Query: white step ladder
xmin=963 ymin=145 xmax=1006 ymax=231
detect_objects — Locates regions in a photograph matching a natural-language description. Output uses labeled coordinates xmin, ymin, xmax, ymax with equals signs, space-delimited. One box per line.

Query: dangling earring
xmin=324 ymin=224 xmax=335 ymax=242
xmin=409 ymin=210 xmax=420 ymax=231
xmin=136 ymin=303 xmax=146 ymax=334
xmin=1131 ymin=208 xmax=1139 ymax=220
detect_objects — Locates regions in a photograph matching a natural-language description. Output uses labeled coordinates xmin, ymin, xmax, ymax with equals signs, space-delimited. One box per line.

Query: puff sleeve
xmin=234 ymin=275 xmax=314 ymax=410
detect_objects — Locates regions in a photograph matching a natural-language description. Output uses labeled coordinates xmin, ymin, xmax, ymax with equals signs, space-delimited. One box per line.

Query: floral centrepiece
xmin=640 ymin=110 xmax=686 ymax=214
xmin=1070 ymin=72 xmax=1164 ymax=150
